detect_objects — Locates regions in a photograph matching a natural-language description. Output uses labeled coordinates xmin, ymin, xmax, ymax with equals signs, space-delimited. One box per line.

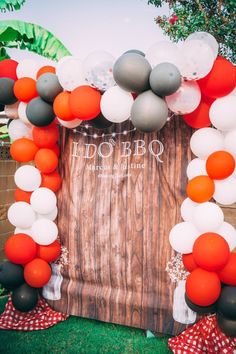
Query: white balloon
xmin=16 ymin=59 xmax=40 ymax=79
xmin=145 ymin=41 xmax=183 ymax=72
xmin=101 ymin=86 xmax=133 ymax=123
xmin=190 ymin=128 xmax=224 ymax=159
xmin=210 ymin=96 xmax=236 ymax=131
xmin=213 ymin=177 xmax=236 ymax=205
xmin=181 ymin=39 xmax=215 ymax=80
xmin=14 ymin=165 xmax=41 ymax=192
xmin=229 ymin=86 xmax=236 ymax=96
xmin=186 ymin=32 xmax=219 ymax=59
xmin=31 ymin=219 xmax=58 ymax=245
xmin=30 ymin=188 xmax=57 ymax=214
xmin=14 ymin=227 xmax=33 ymax=237
xmin=57 ymin=118 xmax=82 ymax=128
xmin=8 ymin=202 xmax=36 ymax=229
xmin=192 ymin=202 xmax=224 ymax=232
xmin=186 ymin=158 xmax=207 ymax=180
xmin=8 ymin=119 xmax=32 ymax=141
xmin=165 ymin=80 xmax=201 ymax=114
xmin=5 ymin=101 xmax=19 ymax=119
xmin=56 ymin=56 xmax=86 ymax=91
xmin=224 ymin=129 xmax=236 ymax=156
xmin=169 ymin=222 xmax=200 ymax=254
xmin=180 ymin=198 xmax=198 ymax=223
xmin=37 ymin=207 xmax=58 ymax=221
xmin=18 ymin=102 xmax=32 ymax=126
xmin=217 ymin=222 xmax=236 ymax=251
xmin=83 ymin=50 xmax=115 ymax=91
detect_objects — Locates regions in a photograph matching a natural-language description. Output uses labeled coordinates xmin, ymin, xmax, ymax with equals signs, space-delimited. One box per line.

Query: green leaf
xmin=0 ymin=20 xmax=71 ymax=61
xmin=0 ymin=0 xmax=26 ymax=12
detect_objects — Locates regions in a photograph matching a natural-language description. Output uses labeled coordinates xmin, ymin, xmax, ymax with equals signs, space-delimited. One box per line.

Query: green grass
xmin=0 ymin=297 xmax=172 ymax=354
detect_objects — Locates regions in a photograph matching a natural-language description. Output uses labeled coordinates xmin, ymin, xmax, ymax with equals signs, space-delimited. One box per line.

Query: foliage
xmin=0 ymin=0 xmax=25 ymax=12
xmin=148 ymin=0 xmax=236 ymax=63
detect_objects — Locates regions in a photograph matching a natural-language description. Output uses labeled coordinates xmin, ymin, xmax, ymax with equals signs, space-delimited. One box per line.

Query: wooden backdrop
xmin=49 ymin=117 xmax=193 ymax=335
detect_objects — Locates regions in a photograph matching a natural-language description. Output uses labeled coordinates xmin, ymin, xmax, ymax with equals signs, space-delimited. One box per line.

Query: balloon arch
xmin=0 ymin=32 xmax=236 ymax=337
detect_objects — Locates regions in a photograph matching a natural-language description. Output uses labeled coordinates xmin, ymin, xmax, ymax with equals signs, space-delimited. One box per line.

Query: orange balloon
xmin=41 ymin=171 xmax=62 ymax=192
xmin=218 ymin=252 xmax=236 ymax=286
xmin=5 ymin=234 xmax=37 ymax=265
xmin=13 ymin=77 xmax=38 ymax=102
xmin=182 ymin=253 xmax=197 ymax=272
xmin=37 ymin=241 xmax=61 ymax=263
xmin=10 ymin=138 xmax=39 ymax=162
xmin=206 ymin=150 xmax=235 ymax=180
xmin=32 ymin=124 xmax=59 ymax=148
xmin=69 ymin=85 xmax=101 ymax=120
xmin=186 ymin=175 xmax=215 ymax=203
xmin=193 ymin=233 xmax=230 ymax=271
xmin=37 ymin=65 xmax=56 ymax=79
xmin=24 ymin=258 xmax=51 ymax=288
xmin=14 ymin=188 xmax=32 ymax=203
xmin=53 ymin=91 xmax=75 ymax=121
xmin=51 ymin=143 xmax=60 ymax=157
xmin=34 ymin=148 xmax=58 ymax=173
xmin=186 ymin=268 xmax=221 ymax=306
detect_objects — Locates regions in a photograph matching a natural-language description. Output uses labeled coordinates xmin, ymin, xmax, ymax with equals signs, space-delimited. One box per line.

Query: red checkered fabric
xmin=168 ymin=315 xmax=236 ymax=354
xmin=0 ymin=296 xmax=68 ymax=331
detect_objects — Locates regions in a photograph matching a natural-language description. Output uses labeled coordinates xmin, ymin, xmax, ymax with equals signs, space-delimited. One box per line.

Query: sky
xmin=1 ymin=0 xmax=169 ymax=64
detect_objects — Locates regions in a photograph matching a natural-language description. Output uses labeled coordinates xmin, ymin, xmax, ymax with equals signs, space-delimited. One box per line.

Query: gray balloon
xmin=36 ymin=73 xmax=63 ymax=103
xmin=131 ymin=90 xmax=168 ymax=133
xmin=0 ymin=78 xmax=17 ymax=105
xmin=113 ymin=53 xmax=151 ymax=93
xmin=123 ymin=49 xmax=145 ymax=57
xmin=26 ymin=97 xmax=55 ymax=126
xmin=149 ymin=62 xmax=181 ymax=96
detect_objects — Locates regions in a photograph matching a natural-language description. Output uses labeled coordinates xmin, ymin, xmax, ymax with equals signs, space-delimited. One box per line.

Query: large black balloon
xmin=36 ymin=73 xmax=63 ymax=103
xmin=185 ymin=293 xmax=217 ymax=315
xmin=89 ymin=114 xmax=113 ymax=130
xmin=0 ymin=78 xmax=17 ymax=105
xmin=26 ymin=97 xmax=55 ymax=126
xmin=0 ymin=261 xmax=24 ymax=290
xmin=217 ymin=312 xmax=236 ymax=337
xmin=217 ymin=286 xmax=236 ymax=320
xmin=12 ymin=283 xmax=38 ymax=312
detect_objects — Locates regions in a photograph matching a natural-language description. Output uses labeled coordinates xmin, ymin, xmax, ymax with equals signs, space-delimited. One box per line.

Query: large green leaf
xmin=0 ymin=0 xmax=25 ymax=12
xmin=0 ymin=20 xmax=71 ymax=61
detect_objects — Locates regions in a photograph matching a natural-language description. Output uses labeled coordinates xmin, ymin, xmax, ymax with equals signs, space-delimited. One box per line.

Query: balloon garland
xmin=0 ymin=32 xmax=236 ymax=337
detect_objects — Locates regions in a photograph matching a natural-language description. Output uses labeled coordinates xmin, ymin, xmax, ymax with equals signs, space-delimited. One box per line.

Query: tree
xmin=147 ymin=0 xmax=236 ymax=63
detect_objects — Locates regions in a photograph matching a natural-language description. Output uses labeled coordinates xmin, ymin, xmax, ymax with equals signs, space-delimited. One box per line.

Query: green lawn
xmin=0 ymin=297 xmax=172 ymax=354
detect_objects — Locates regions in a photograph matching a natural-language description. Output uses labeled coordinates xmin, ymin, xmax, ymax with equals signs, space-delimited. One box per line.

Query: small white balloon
xmin=192 ymin=202 xmax=224 ymax=232
xmin=165 ymin=80 xmax=201 ymax=114
xmin=217 ymin=222 xmax=236 ymax=251
xmin=181 ymin=39 xmax=215 ymax=80
xmin=8 ymin=202 xmax=36 ymax=229
xmin=18 ymin=102 xmax=32 ymax=126
xmin=210 ymin=95 xmax=236 ymax=131
xmin=186 ymin=32 xmax=219 ymax=59
xmin=101 ymin=86 xmax=134 ymax=123
xmin=224 ymin=129 xmax=236 ymax=156
xmin=16 ymin=59 xmax=40 ymax=79
xmin=180 ymin=198 xmax=198 ymax=223
xmin=56 ymin=56 xmax=86 ymax=91
xmin=30 ymin=188 xmax=57 ymax=215
xmin=213 ymin=177 xmax=236 ymax=205
xmin=190 ymin=128 xmax=224 ymax=159
xmin=57 ymin=118 xmax=82 ymax=128
xmin=37 ymin=207 xmax=58 ymax=221
xmin=31 ymin=219 xmax=58 ymax=245
xmin=186 ymin=158 xmax=207 ymax=180
xmin=14 ymin=165 xmax=41 ymax=192
xmin=5 ymin=101 xmax=19 ymax=119
xmin=8 ymin=119 xmax=32 ymax=141
xmin=14 ymin=227 xmax=33 ymax=237
xmin=169 ymin=222 xmax=200 ymax=254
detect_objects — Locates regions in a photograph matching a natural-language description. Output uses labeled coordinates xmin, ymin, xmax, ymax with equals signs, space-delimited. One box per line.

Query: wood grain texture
xmin=49 ymin=118 xmax=194 ymax=335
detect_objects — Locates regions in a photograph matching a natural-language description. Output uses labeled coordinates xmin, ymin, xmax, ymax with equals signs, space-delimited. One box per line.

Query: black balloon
xmin=89 ymin=114 xmax=113 ymax=130
xmin=185 ymin=293 xmax=217 ymax=315
xmin=123 ymin=49 xmax=145 ymax=57
xmin=0 ymin=103 xmax=4 ymax=111
xmin=0 ymin=78 xmax=17 ymax=105
xmin=217 ymin=286 xmax=236 ymax=320
xmin=0 ymin=261 xmax=24 ymax=290
xmin=12 ymin=283 xmax=38 ymax=312
xmin=36 ymin=73 xmax=63 ymax=103
xmin=217 ymin=312 xmax=236 ymax=337
xmin=26 ymin=97 xmax=55 ymax=126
